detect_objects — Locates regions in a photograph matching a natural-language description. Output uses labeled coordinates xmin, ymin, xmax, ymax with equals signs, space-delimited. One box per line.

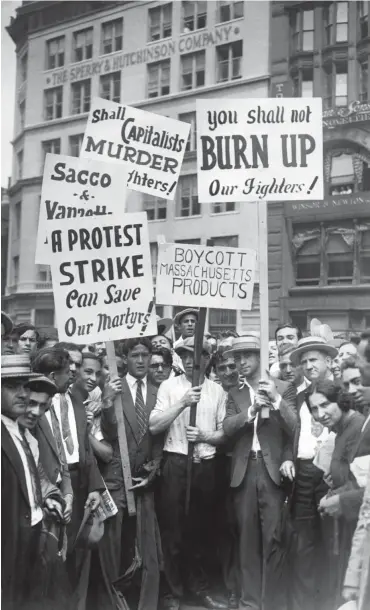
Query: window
xmin=292 ymin=68 xmax=313 ymax=97
xmin=46 ymin=36 xmax=65 ymax=70
xmin=73 ymin=28 xmax=93 ymax=63
xmin=35 ymin=309 xmax=54 ymax=326
xmin=149 ymin=3 xmax=172 ymax=41
xmin=17 ymin=151 xmax=23 ymax=180
xmin=359 ymin=227 xmax=370 ymax=283
xmin=324 ymin=62 xmax=348 ymax=109
xmin=44 ymin=86 xmax=63 ymax=120
xmin=329 ymin=153 xmax=354 ymax=195
xmin=37 ymin=266 xmax=52 ymax=283
xmin=211 ymin=235 xmax=238 ymax=247
xmin=143 ymin=195 xmax=167 ymax=220
xmin=20 ymin=53 xmax=28 ymax=82
xmin=150 ymin=243 xmax=158 ymax=279
xmin=359 ymin=60 xmax=368 ymax=102
xmin=324 ymin=2 xmax=348 ymax=44
xmin=218 ymin=1 xmax=243 ymax=23
xmin=178 ymin=112 xmax=197 ymax=152
xmin=182 ymin=1 xmax=207 ymax=32
xmin=71 ymin=80 xmax=91 ymax=115
xmin=293 ymin=225 xmax=321 ymax=286
xmin=211 ymin=202 xmax=236 ymax=213
xmin=147 ymin=60 xmax=170 ymax=98
xmin=180 ymin=51 xmax=205 ymax=90
xmin=19 ymin=101 xmax=25 ymax=130
xmin=175 ymin=238 xmax=201 ymax=244
xmin=176 ymin=175 xmax=201 ymax=217
xmin=291 ymin=9 xmax=314 ymax=52
xmin=14 ymin=202 xmax=22 ymax=239
xmin=217 ymin=40 xmax=242 ymax=82
xmin=326 ymin=223 xmax=354 ymax=285
xmin=100 ymin=72 xmax=121 ymax=103
xmin=42 ymin=139 xmax=61 ymax=171
xmin=209 ymin=309 xmax=237 ymax=334
xmin=69 ymin=134 xmax=84 ymax=157
xmin=13 ymin=256 xmax=19 ymax=284
xmin=101 ymin=18 xmax=123 ymax=54
xmin=359 ymin=2 xmax=369 ymax=39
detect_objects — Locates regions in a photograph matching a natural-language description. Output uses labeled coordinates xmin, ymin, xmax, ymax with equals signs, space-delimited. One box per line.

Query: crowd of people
xmin=1 ymin=306 xmax=370 ymax=610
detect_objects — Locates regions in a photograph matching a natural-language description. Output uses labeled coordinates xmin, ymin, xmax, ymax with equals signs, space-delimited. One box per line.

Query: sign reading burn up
xmin=81 ymin=97 xmax=190 ymax=200
xmin=49 ymin=211 xmax=157 ymax=344
xmin=196 ymin=98 xmax=324 ymax=203
xmin=155 ymin=242 xmax=257 ymax=311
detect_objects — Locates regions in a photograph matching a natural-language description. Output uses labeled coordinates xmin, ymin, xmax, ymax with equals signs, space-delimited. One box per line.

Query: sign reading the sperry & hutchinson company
xmin=45 ymin=23 xmax=242 ymax=87
xmin=323 ymin=102 xmax=370 ymax=129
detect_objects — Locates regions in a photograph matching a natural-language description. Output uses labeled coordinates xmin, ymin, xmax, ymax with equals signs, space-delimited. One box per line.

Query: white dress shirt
xmin=245 ymin=381 xmax=281 ymax=451
xmin=50 ymin=392 xmax=79 ymax=465
xmin=2 ymin=415 xmax=44 ymax=526
xmin=153 ymin=376 xmax=226 ymax=461
xmin=126 ymin=373 xmax=148 ymax=405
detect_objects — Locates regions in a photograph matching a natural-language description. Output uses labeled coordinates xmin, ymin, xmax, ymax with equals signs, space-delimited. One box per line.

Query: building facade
xmin=270 ymin=0 xmax=370 ymax=335
xmin=1 ymin=184 xmax=10 ymax=298
xmin=4 ymin=0 xmax=270 ymax=334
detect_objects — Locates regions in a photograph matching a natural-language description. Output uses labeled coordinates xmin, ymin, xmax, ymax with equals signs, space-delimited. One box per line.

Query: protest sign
xmin=80 ymin=97 xmax=190 ymax=200
xmin=155 ymin=241 xmax=256 ymax=310
xmin=196 ymin=97 xmax=323 ymax=203
xmin=49 ymin=211 xmax=156 ymax=344
xmin=36 ymin=154 xmax=128 ymax=263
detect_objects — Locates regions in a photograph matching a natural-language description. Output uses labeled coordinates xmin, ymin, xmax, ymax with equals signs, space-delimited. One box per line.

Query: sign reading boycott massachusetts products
xmin=155 ymin=242 xmax=257 ymax=310
xmin=80 ymin=97 xmax=190 ymax=200
xmin=35 ymin=154 xmax=128 ymax=264
xmin=49 ymin=211 xmax=157 ymax=344
xmin=196 ymin=98 xmax=324 ymax=203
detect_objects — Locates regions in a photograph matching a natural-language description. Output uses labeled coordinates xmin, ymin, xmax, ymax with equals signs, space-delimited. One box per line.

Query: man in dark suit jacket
xmin=101 ymin=337 xmax=162 ymax=610
xmin=223 ymin=336 xmax=296 ymax=610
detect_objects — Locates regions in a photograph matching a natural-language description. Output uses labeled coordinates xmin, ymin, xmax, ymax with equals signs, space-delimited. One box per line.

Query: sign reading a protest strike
xmin=49 ymin=211 xmax=156 ymax=344
xmin=155 ymin=242 xmax=257 ymax=310
xmin=36 ymin=154 xmax=128 ymax=264
xmin=80 ymin=97 xmax=190 ymax=200
xmin=196 ymin=98 xmax=323 ymax=203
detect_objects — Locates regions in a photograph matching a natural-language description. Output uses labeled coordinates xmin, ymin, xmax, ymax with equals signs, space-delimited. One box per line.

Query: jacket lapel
xmin=146 ymin=382 xmax=158 ymax=415
xmin=122 ymin=378 xmax=140 ymax=445
xmin=69 ymin=386 xmax=87 ymax=459
xmin=38 ymin=415 xmax=59 ymax=461
xmin=1 ymin=423 xmax=30 ymax=506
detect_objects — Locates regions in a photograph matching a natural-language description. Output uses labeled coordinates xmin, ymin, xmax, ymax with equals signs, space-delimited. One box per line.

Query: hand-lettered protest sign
xmin=155 ymin=242 xmax=257 ymax=310
xmin=49 ymin=211 xmax=157 ymax=344
xmin=36 ymin=154 xmax=128 ymax=264
xmin=196 ymin=98 xmax=323 ymax=203
xmin=80 ymin=97 xmax=190 ymax=200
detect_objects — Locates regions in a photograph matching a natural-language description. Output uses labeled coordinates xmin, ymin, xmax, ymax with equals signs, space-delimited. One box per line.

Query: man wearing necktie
xmin=223 ymin=336 xmax=296 ymax=610
xmin=1 ymin=354 xmax=63 ymax=610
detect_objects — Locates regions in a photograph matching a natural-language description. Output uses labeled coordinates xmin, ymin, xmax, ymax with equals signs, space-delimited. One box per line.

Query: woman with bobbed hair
xmin=307 ymin=380 xmax=365 ymax=609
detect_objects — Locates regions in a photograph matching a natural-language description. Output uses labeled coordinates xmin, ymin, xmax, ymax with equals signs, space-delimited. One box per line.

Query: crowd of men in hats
xmin=1 ymin=306 xmax=370 ymax=610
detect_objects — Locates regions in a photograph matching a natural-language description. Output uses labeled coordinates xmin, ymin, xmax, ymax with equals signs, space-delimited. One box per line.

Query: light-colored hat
xmin=1 ymin=354 xmax=43 ymax=379
xmin=175 ymin=336 xmax=211 ymax=355
xmin=224 ymin=335 xmax=261 ymax=357
xmin=290 ymin=336 xmax=338 ymax=366
xmin=173 ymin=308 xmax=199 ymax=326
xmin=156 ymin=316 xmax=173 ymax=335
xmin=1 ymin=311 xmax=13 ymax=337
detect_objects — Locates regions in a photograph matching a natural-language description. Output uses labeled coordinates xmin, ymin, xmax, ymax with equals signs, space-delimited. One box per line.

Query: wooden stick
xmin=106 ymin=340 xmax=136 ymax=516
xmin=185 ymin=307 xmax=207 ymax=515
xmin=258 ymin=201 xmax=270 ymax=419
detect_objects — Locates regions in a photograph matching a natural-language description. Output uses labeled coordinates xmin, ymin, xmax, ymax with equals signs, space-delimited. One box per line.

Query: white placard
xmin=196 ymin=98 xmax=324 ymax=203
xmin=49 ymin=211 xmax=156 ymax=344
xmin=155 ymin=242 xmax=257 ymax=310
xmin=80 ymin=97 xmax=190 ymax=200
xmin=35 ymin=154 xmax=128 ymax=264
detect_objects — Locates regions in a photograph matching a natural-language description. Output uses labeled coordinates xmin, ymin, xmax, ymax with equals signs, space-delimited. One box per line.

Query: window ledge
xmin=216 ymin=16 xmax=244 ymax=27
xmin=179 ymin=27 xmax=207 ymax=37
xmin=147 ymin=218 xmax=167 ymax=223
xmin=289 ymin=284 xmax=370 ymax=295
xmin=209 ymin=210 xmax=240 ymax=217
xmin=175 ymin=214 xmax=202 ymax=221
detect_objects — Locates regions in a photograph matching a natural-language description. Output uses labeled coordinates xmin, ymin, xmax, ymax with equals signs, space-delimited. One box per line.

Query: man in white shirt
xmin=173 ymin=308 xmax=199 ymax=350
xmin=150 ymin=336 xmax=227 ymax=610
xmin=1 ymin=354 xmax=63 ymax=609
xmin=285 ymin=336 xmax=338 ymax=610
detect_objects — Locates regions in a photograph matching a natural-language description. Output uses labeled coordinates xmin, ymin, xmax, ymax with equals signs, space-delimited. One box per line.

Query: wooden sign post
xmin=258 ymin=201 xmax=270 ymax=419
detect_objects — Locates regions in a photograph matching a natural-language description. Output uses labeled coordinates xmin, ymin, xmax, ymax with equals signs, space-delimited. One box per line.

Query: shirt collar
xmin=297 ymin=378 xmax=310 ymax=394
xmin=1 ymin=414 xmax=21 ymax=438
xmin=126 ymin=372 xmax=147 ymax=389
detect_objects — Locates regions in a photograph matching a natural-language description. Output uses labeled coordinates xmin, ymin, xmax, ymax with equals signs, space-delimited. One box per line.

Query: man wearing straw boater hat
xmin=1 ymin=354 xmax=63 ymax=609
xmin=283 ymin=335 xmax=338 ymax=610
xmin=173 ymin=308 xmax=199 ymax=349
xmin=222 ymin=335 xmax=297 ymax=610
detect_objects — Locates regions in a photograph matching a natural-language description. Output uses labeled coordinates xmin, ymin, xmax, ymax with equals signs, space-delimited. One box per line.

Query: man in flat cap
xmin=150 ymin=336 xmax=227 ymax=610
xmin=223 ymin=335 xmax=296 ymax=610
xmin=1 ymin=355 xmax=63 ymax=610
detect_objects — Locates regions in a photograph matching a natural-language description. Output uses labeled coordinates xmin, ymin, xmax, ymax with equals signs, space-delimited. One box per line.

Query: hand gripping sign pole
xmin=258 ymin=201 xmax=270 ymax=420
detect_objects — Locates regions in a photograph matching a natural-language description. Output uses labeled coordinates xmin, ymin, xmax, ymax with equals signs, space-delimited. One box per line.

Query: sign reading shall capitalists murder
xmin=49 ymin=211 xmax=156 ymax=344
xmin=35 ymin=154 xmax=128 ymax=264
xmin=80 ymin=97 xmax=190 ymax=200
xmin=155 ymin=242 xmax=257 ymax=310
xmin=196 ymin=98 xmax=324 ymax=203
